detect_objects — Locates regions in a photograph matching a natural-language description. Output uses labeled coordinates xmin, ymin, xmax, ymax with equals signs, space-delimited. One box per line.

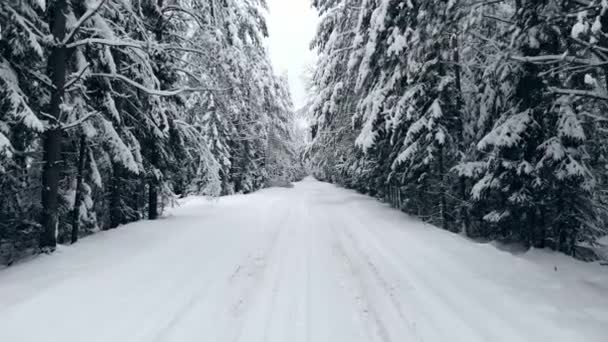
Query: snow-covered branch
xmin=91 ymin=73 xmax=231 ymax=96
xmin=161 ymin=5 xmax=211 ymax=30
xmin=91 ymin=73 xmax=184 ymax=96
xmin=61 ymin=111 xmax=99 ymax=130
xmin=66 ymin=38 xmax=144 ymax=50
xmin=510 ymin=54 xmax=608 ymax=67
xmin=482 ymin=14 xmax=514 ymax=25
xmin=175 ymin=68 xmax=203 ymax=83
xmin=65 ymin=63 xmax=90 ymax=89
xmin=39 ymin=111 xmax=60 ymax=124
xmin=15 ymin=66 xmax=55 ymax=89
xmin=549 ymin=87 xmax=608 ymax=102
xmin=63 ymin=0 xmax=108 ymax=45
xmin=0 ymin=3 xmax=46 ymax=38
xmin=164 ymin=45 xmax=210 ymax=56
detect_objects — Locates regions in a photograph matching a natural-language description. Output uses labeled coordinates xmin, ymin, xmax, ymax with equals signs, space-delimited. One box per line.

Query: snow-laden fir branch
xmin=510 ymin=54 xmax=608 ymax=67
xmin=61 ymin=111 xmax=99 ymax=130
xmin=549 ymin=87 xmax=608 ymax=102
xmin=161 ymin=5 xmax=216 ymax=30
xmin=67 ymin=38 xmax=144 ymax=49
xmin=63 ymin=0 xmax=108 ymax=45
xmin=69 ymin=39 xmax=213 ymax=57
xmin=91 ymin=73 xmax=231 ymax=96
xmin=65 ymin=63 xmax=90 ymax=89
xmin=13 ymin=65 xmax=55 ymax=89
xmin=0 ymin=3 xmax=46 ymax=38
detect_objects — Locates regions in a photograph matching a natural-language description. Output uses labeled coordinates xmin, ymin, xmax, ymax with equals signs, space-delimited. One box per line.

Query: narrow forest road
xmin=1 ymin=178 xmax=607 ymax=342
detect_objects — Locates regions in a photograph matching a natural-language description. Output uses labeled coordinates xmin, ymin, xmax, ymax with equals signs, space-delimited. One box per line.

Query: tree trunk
xmin=40 ymin=130 xmax=62 ymax=249
xmin=452 ymin=35 xmax=463 ymax=102
xmin=40 ymin=0 xmax=69 ymax=250
xmin=109 ymin=163 xmax=122 ymax=229
xmin=71 ymin=135 xmax=87 ymax=244
xmin=537 ymin=207 xmax=546 ymax=249
xmin=438 ymin=146 xmax=448 ymax=231
xmin=148 ymin=181 xmax=158 ymax=220
xmin=459 ymin=176 xmax=470 ymax=235
xmin=146 ymin=0 xmax=163 ymax=221
xmin=452 ymin=36 xmax=468 ymax=235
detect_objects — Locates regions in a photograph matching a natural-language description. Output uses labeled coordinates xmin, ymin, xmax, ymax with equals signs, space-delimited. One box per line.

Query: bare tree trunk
xmin=40 ymin=0 xmax=69 ymax=249
xmin=452 ymin=33 xmax=469 ymax=235
xmin=397 ymin=187 xmax=402 ymax=210
xmin=109 ymin=163 xmax=122 ymax=229
xmin=148 ymin=181 xmax=159 ymax=220
xmin=146 ymin=0 xmax=164 ymax=221
xmin=459 ymin=176 xmax=470 ymax=235
xmin=438 ymin=146 xmax=448 ymax=231
xmin=71 ymin=135 xmax=87 ymax=244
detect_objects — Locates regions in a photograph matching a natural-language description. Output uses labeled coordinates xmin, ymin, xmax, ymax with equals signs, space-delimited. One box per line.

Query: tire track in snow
xmin=149 ymin=197 xmax=288 ymax=342
xmin=147 ymin=229 xmax=255 ymax=341
xmin=344 ymin=201 xmax=550 ymax=342
xmin=343 ymin=204 xmax=497 ymax=341
xmin=338 ymin=224 xmax=422 ymax=341
xmin=261 ymin=236 xmax=290 ymax=341
xmin=327 ymin=215 xmax=398 ymax=342
xmin=304 ymin=198 xmax=313 ymax=342
xmin=226 ymin=200 xmax=294 ymax=342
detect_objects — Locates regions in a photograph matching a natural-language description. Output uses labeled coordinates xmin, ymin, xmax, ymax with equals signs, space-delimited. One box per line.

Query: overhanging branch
xmin=67 ymin=38 xmax=144 ymax=50
xmin=63 ymin=0 xmax=108 ymax=45
xmin=549 ymin=87 xmax=608 ymax=102
xmin=91 ymin=73 xmax=231 ymax=96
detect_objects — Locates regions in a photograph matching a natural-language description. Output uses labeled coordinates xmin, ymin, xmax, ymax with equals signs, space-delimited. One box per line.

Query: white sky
xmin=265 ymin=0 xmax=318 ymax=109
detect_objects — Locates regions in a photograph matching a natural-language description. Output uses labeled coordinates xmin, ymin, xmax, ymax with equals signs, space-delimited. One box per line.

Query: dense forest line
xmin=0 ymin=0 xmax=304 ymax=264
xmin=306 ymin=0 xmax=608 ymax=258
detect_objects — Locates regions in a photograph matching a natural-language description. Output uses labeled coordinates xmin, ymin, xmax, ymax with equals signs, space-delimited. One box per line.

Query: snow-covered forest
xmin=1 ymin=1 xmax=608 ymax=340
xmin=306 ymin=0 xmax=608 ymax=258
xmin=0 ymin=0 xmax=305 ymax=263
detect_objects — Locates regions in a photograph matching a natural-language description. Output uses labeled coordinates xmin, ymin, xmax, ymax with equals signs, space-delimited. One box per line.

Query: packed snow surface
xmin=1 ymin=177 xmax=607 ymax=342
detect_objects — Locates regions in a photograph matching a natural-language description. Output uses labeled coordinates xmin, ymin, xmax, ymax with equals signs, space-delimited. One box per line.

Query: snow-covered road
xmin=1 ymin=178 xmax=607 ymax=341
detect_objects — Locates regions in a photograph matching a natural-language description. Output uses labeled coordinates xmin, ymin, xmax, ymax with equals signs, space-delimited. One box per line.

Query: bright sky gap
xmin=265 ymin=0 xmax=318 ymax=109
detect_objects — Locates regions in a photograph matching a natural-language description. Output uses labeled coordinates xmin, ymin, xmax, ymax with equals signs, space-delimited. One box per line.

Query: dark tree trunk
xmin=40 ymin=130 xmax=62 ymax=249
xmin=148 ymin=181 xmax=158 ymax=220
xmin=438 ymin=146 xmax=448 ymax=231
xmin=537 ymin=208 xmax=546 ymax=249
xmin=109 ymin=163 xmax=122 ymax=229
xmin=452 ymin=35 xmax=462 ymax=101
xmin=459 ymin=176 xmax=470 ymax=235
xmin=146 ymin=0 xmax=163 ymax=221
xmin=452 ymin=34 xmax=469 ymax=235
xmin=40 ymin=0 xmax=69 ymax=249
xmin=71 ymin=135 xmax=87 ymax=244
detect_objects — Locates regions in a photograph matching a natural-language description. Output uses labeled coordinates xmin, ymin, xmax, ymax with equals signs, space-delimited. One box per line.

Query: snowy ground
xmin=1 ymin=177 xmax=607 ymax=342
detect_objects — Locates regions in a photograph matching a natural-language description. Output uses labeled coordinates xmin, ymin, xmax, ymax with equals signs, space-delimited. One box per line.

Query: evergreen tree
xmin=0 ymin=0 xmax=303 ymax=263
xmin=307 ymin=0 xmax=608 ymax=257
